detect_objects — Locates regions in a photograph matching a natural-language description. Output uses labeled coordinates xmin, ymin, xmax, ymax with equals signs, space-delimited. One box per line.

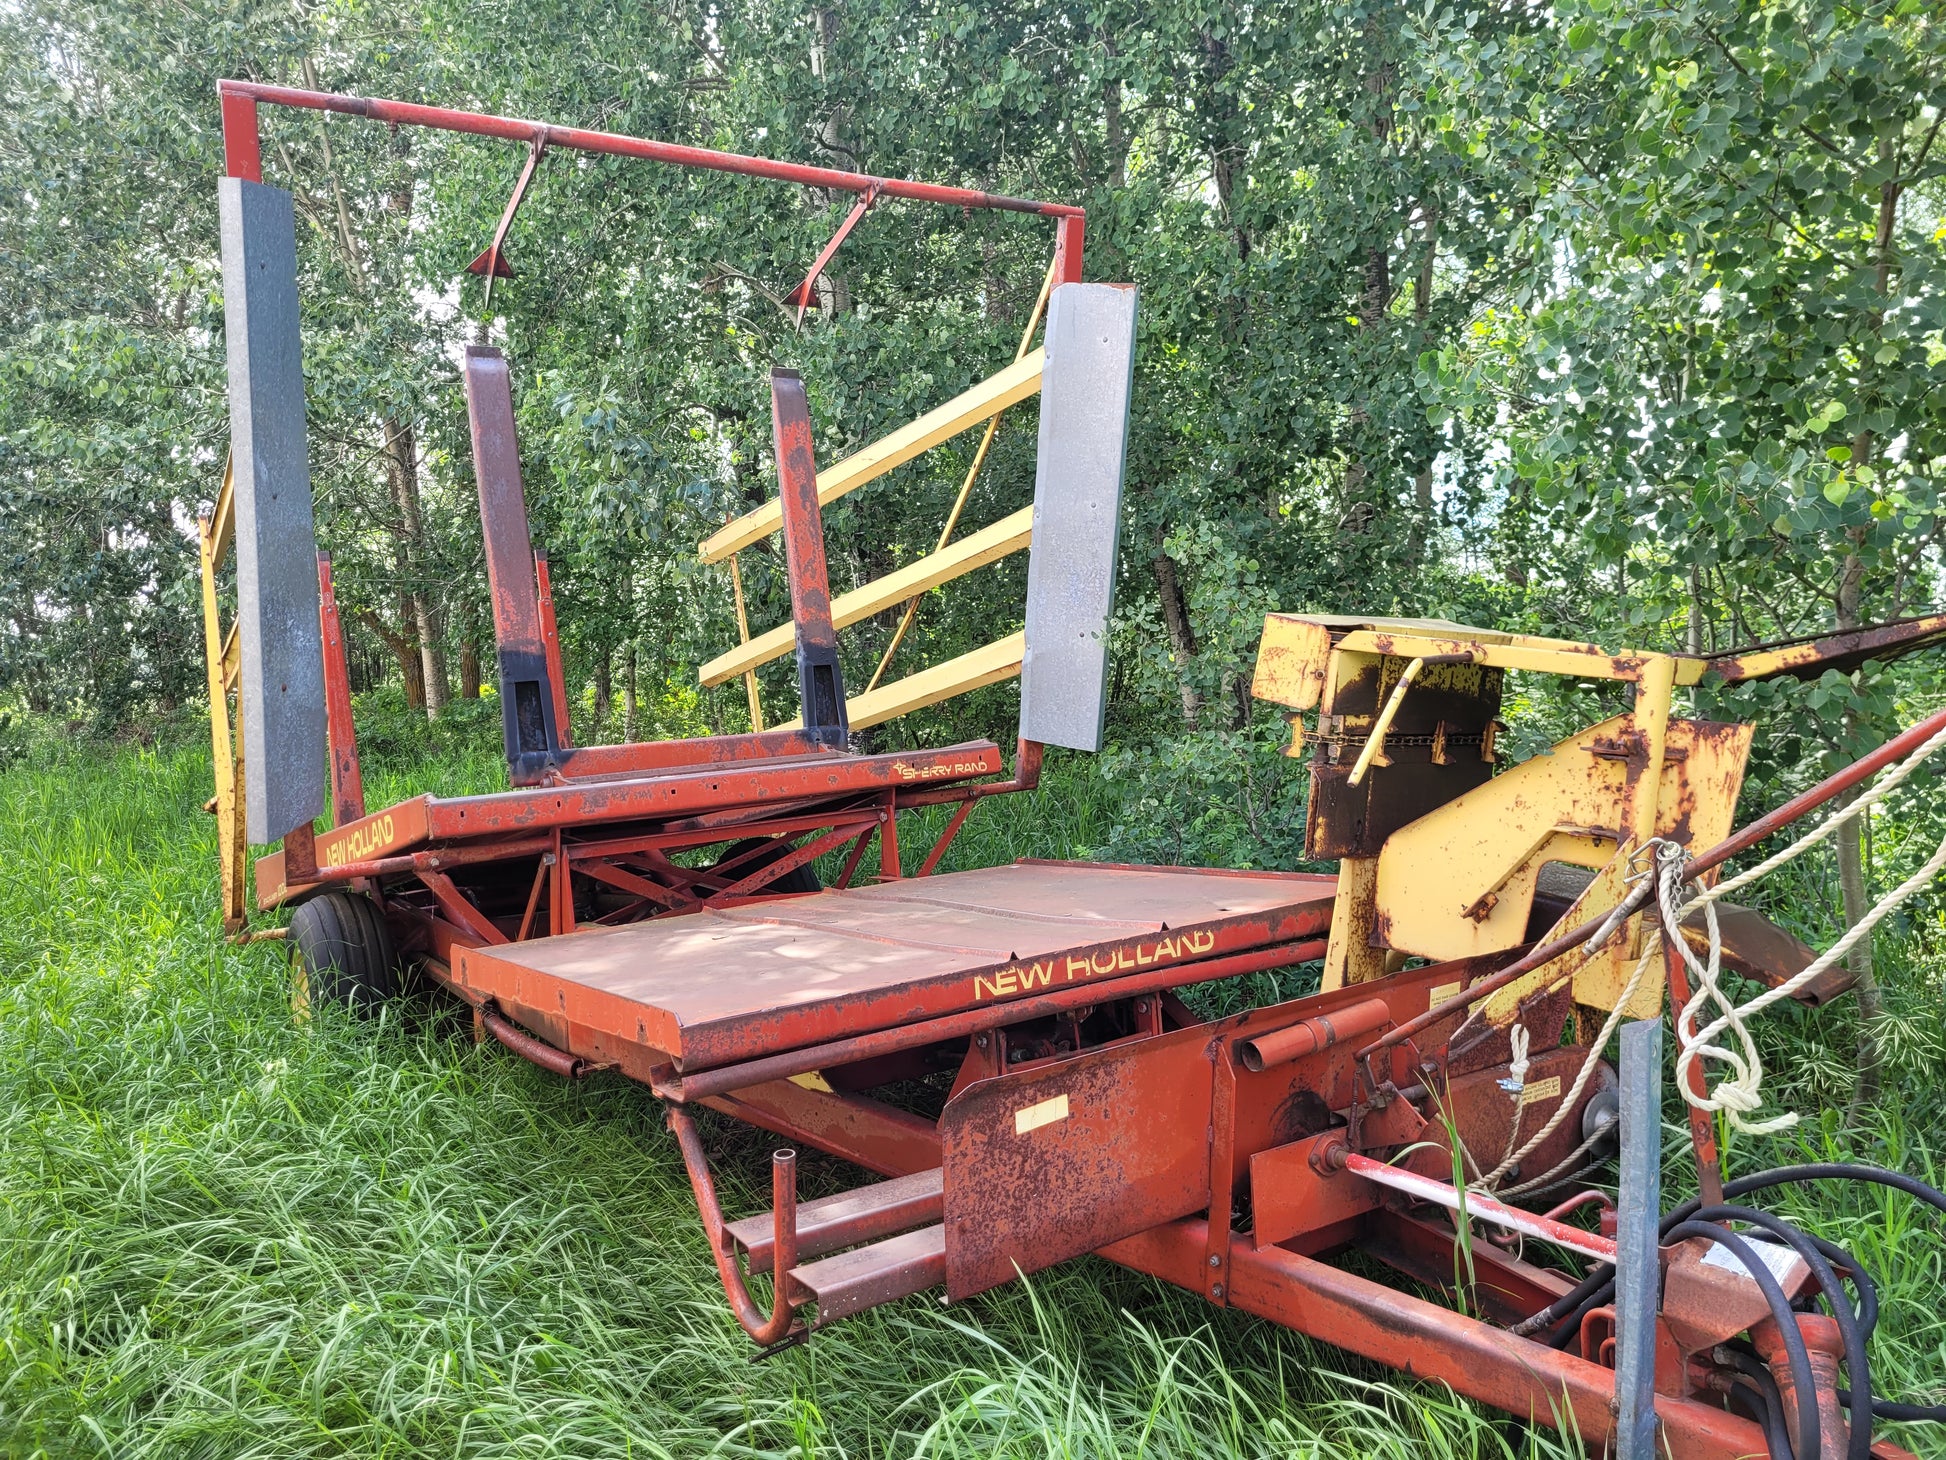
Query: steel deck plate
xmin=455 ymin=861 xmax=1335 ymax=1071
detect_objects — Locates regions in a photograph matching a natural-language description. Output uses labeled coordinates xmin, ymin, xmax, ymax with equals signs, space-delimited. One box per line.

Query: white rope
xmin=1463 ymin=717 xmax=1946 ymax=1183
xmin=1684 ymin=718 xmax=1946 ymax=915
xmin=1476 ymin=934 xmax=1657 ymax=1189
xmin=1657 ymin=718 xmax=1946 ymax=1133
xmin=1665 ymin=823 xmax=1946 ymax=1133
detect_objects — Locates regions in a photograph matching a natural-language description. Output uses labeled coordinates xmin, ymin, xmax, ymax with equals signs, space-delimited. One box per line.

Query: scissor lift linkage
xmin=204 ymin=81 xmax=1946 ymax=1460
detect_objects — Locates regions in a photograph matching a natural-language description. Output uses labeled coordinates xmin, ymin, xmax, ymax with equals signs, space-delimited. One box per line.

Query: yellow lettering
xmin=1067 ymin=955 xmax=1089 ymax=981
xmin=1019 ymin=961 xmax=1054 ymax=990
xmin=974 ymin=974 xmax=1002 ymax=1000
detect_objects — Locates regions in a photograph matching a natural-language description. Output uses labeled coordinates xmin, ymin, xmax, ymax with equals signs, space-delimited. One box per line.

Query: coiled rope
xmin=1661 ymin=718 xmax=1946 ymax=1134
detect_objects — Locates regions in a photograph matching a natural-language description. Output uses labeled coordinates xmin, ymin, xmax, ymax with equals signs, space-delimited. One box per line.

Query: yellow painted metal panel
xmin=1373 ymin=715 xmax=1751 ymax=970
xmin=1251 ymin=614 xmax=1334 ymax=710
xmin=1332 ymin=628 xmax=1654 ymax=682
xmin=700 ymin=507 xmax=1034 ymax=687
xmin=200 ymin=456 xmax=248 ymax=932
xmin=776 ymin=631 xmax=1025 ymax=732
xmin=209 ymin=455 xmax=236 ymax=570
xmin=699 ymin=350 xmax=1045 ymax=565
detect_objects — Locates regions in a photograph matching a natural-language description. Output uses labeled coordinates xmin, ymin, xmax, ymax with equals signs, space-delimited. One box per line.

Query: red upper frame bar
xmin=216 ymin=80 xmax=1086 ymax=220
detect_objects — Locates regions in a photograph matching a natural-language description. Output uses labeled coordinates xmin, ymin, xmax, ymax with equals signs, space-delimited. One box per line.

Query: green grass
xmin=0 ymin=735 xmax=1941 ymax=1457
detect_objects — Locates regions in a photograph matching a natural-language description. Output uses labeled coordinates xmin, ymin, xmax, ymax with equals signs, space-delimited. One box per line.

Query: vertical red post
xmin=1662 ymin=935 xmax=1724 ymax=1206
xmin=220 ymin=91 xmax=263 ymax=182
xmin=534 ymin=549 xmax=574 ymax=748
xmin=771 ymin=367 xmax=849 ymax=749
xmin=1053 ymin=214 xmax=1086 ymax=284
xmin=878 ymin=792 xmax=901 ymax=880
xmin=315 ymin=554 xmax=366 ymax=827
xmin=548 ymin=830 xmax=575 ymax=935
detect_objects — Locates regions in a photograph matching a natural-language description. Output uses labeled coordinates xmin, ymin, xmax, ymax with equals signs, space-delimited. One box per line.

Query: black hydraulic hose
xmin=1730 ymin=1378 xmax=1797 ymax=1460
xmin=1530 ymin=1160 xmax=1940 ymax=1351
xmin=1693 ymin=1205 xmax=1870 ymax=1460
xmin=1841 ymin=1393 xmax=1946 ymax=1423
xmin=1664 ymin=1220 xmax=1822 ymax=1460
xmin=1677 ymin=1162 xmax=1946 ymax=1227
xmin=1803 ymin=1233 xmax=1878 ymax=1342
xmin=1724 ymin=1348 xmax=1795 ymax=1460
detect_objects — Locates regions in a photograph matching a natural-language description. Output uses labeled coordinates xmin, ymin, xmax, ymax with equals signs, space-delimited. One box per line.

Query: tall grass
xmin=0 ymin=734 xmax=1940 ymax=1457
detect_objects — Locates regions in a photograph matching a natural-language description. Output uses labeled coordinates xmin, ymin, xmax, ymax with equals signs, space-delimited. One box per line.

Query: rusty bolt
xmin=1310 ymin=1139 xmax=1351 ymax=1175
xmin=1134 ymin=1000 xmax=1148 ymax=1014
xmin=1210 ymin=1283 xmax=1225 ymax=1299
xmin=1207 ymin=1254 xmax=1222 ymax=1268
xmin=976 ymin=1034 xmax=989 ymax=1050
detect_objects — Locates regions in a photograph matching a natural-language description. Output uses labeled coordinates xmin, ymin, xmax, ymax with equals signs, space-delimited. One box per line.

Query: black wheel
xmin=713 ymin=836 xmax=822 ymax=895
xmin=288 ymin=891 xmax=399 ymax=1015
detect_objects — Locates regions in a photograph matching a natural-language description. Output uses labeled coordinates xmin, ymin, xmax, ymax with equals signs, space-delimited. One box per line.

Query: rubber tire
xmin=714 ymin=837 xmax=822 ymax=896
xmin=289 ymin=891 xmax=399 ymax=1015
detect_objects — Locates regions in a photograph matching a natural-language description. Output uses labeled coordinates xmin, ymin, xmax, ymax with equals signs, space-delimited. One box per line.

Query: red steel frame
xmin=230 ymin=77 xmax=1083 ymax=960
xmin=215 ymin=80 xmax=1911 ymax=1460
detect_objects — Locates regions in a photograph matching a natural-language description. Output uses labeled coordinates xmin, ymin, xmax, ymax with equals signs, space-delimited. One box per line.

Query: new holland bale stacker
xmin=202 ymin=80 xmax=1946 ymax=1460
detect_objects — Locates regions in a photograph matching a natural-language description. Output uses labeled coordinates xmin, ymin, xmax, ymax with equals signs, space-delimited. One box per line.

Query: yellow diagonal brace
xmin=775 ymin=631 xmax=1026 ymax=732
xmin=700 ymin=506 xmax=1033 ymax=688
xmin=698 ymin=349 xmax=1045 ymax=565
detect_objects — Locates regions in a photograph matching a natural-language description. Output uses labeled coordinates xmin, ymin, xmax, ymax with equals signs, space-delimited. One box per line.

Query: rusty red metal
xmin=730 ymin=1168 xmax=943 ymax=1276
xmin=941 ymin=1024 xmax=1216 ymax=1298
xmin=315 ymin=554 xmax=365 ymax=828
xmin=533 ymin=549 xmax=573 ymax=748
xmin=466 ymin=134 xmax=546 ymax=294
xmin=464 ymin=346 xmax=566 ymax=780
xmin=1100 ymin=1217 xmax=1774 ymax=1459
xmin=1236 ymin=997 xmax=1390 ymax=1071
xmin=667 ymin=1103 xmax=804 ymax=1344
xmin=482 ymin=1002 xmax=591 ymax=1078
xmin=772 ymin=367 xmax=847 ymax=748
xmin=1342 ymin=1152 xmax=1616 ymax=1262
xmin=220 ymin=90 xmax=260 ymax=181
xmin=789 ymin=183 xmax=880 ymax=322
xmin=457 ymin=863 xmax=1334 ymax=1073
xmin=216 ymin=80 xmax=1085 ymax=219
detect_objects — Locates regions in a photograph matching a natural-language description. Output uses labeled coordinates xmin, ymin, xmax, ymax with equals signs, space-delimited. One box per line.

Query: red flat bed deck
xmin=455 ymin=861 xmax=1336 ymax=1072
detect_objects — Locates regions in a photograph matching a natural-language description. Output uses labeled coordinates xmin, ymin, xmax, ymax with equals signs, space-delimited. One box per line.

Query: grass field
xmin=1 ymin=732 xmax=1941 ymax=1458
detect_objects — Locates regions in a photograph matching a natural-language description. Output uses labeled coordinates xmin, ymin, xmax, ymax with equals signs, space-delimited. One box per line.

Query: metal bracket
xmin=467 ymin=133 xmax=548 ymax=306
xmin=788 ymin=182 xmax=880 ymax=325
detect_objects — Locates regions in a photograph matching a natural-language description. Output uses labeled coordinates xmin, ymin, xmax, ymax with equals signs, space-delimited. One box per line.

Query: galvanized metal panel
xmin=1614 ymin=1018 xmax=1663 ymax=1460
xmin=1021 ymin=283 xmax=1137 ymax=752
xmin=219 ymin=178 xmax=325 ymax=843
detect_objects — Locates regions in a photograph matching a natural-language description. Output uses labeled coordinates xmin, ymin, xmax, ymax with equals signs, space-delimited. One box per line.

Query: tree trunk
xmin=381 ymin=415 xmax=447 ymax=719
xmin=360 ymin=607 xmax=425 ymax=712
xmin=623 ymin=640 xmax=639 ymax=740
xmin=1152 ymin=549 xmax=1202 ymax=729
xmin=459 ymin=641 xmax=481 ymax=699
xmin=594 ymin=648 xmax=613 ymax=732
xmin=1102 ymin=32 xmax=1126 ymax=190
xmin=1834 ymin=139 xmax=1903 ymax=1117
xmin=1405 ymin=210 xmax=1439 ymax=566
